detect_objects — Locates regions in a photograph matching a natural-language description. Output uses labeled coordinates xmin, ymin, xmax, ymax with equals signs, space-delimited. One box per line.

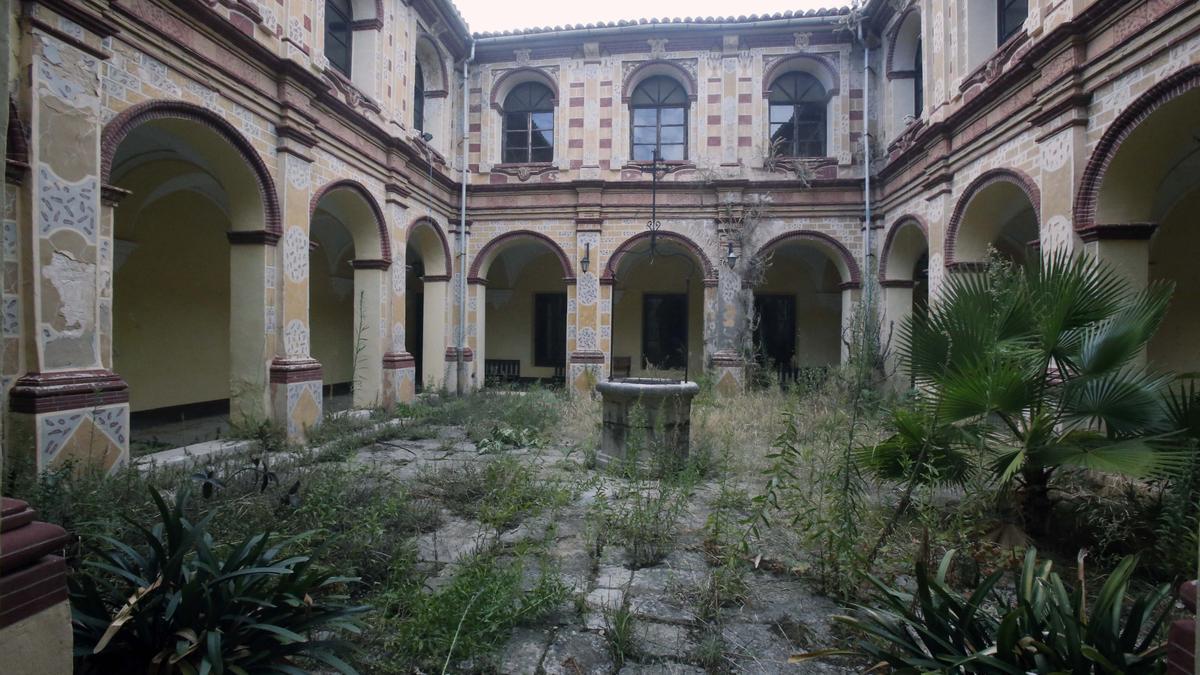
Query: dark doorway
xmin=534 ymin=293 xmax=567 ymax=369
xmin=642 ymin=293 xmax=688 ymax=370
xmin=754 ymin=294 xmax=797 ymax=367
xmin=411 ymin=291 xmax=424 ymax=389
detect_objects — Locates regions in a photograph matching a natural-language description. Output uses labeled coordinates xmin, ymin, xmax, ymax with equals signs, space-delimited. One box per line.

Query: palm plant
xmin=831 ymin=548 xmax=1172 ymax=673
xmin=859 ymin=251 xmax=1190 ymax=535
xmin=70 ymin=487 xmax=368 ymax=674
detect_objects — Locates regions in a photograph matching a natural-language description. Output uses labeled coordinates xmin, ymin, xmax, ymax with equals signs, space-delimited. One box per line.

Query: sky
xmin=452 ymin=0 xmax=846 ymax=34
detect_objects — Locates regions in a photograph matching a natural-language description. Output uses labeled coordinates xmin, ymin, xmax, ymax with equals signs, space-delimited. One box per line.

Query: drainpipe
xmin=456 ymin=39 xmax=475 ymax=396
xmin=858 ymin=22 xmax=875 ymax=335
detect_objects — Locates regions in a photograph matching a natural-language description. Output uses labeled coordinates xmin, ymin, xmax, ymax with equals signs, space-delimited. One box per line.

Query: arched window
xmin=502 ymin=82 xmax=555 ymax=163
xmin=630 ymin=76 xmax=688 ymax=161
xmin=768 ymin=72 xmax=828 ymax=158
xmin=413 ymin=62 xmax=425 ymax=132
xmin=913 ymin=38 xmax=923 ymax=117
xmin=998 ymin=0 xmax=1027 ymax=43
xmin=324 ymin=0 xmax=353 ymax=76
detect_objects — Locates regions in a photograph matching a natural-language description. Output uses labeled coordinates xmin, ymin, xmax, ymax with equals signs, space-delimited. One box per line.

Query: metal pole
xmin=456 ymin=40 xmax=475 ymax=396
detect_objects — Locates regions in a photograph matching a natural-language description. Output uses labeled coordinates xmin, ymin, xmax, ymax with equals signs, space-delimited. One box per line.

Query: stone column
xmin=0 ymin=498 xmax=72 ymax=675
xmin=381 ymin=182 xmax=415 ymax=406
xmin=568 ymin=225 xmax=603 ymax=393
xmin=269 ymin=147 xmax=321 ymax=439
xmin=10 ymin=20 xmax=130 ymax=472
xmin=1080 ymin=224 xmax=1155 ymax=290
xmin=710 ymin=226 xmax=746 ymax=395
xmin=349 ymin=261 xmax=387 ymax=408
xmin=466 ymin=277 xmax=486 ymax=386
xmin=839 ymin=283 xmax=862 ymax=364
xmin=880 ymin=279 xmax=915 ymax=378
xmin=227 ymin=231 xmax=274 ymax=427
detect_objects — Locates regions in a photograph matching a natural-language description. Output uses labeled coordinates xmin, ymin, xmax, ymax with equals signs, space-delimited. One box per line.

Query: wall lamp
xmin=419 ymin=131 xmax=434 ymax=143
xmin=580 ymin=242 xmax=591 ymax=273
xmin=725 ymin=241 xmax=739 ymax=269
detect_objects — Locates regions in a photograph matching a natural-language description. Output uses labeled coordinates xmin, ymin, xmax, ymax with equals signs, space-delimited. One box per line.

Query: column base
xmin=568 ymin=351 xmax=606 ymax=395
xmin=382 ymin=352 xmax=417 ymax=407
xmin=269 ymin=358 xmax=323 ymax=440
xmin=709 ymin=351 xmax=745 ymax=396
xmin=8 ymin=370 xmax=130 ymax=473
xmin=443 ymin=348 xmax=474 ymax=394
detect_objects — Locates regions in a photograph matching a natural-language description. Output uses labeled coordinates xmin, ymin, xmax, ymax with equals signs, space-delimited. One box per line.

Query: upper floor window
xmin=998 ymin=0 xmax=1028 ymax=43
xmin=630 ymin=76 xmax=688 ymax=161
xmin=414 ymin=62 xmax=425 ymax=132
xmin=324 ymin=0 xmax=353 ymax=76
xmin=913 ymin=38 xmax=924 ymax=117
xmin=768 ymin=72 xmax=828 ymax=158
xmin=502 ymin=82 xmax=555 ymax=163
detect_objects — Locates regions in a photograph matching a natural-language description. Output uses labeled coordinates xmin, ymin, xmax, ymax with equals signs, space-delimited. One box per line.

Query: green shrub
xmin=831 ymin=548 xmax=1172 ymax=674
xmin=378 ymin=550 xmax=567 ymax=672
xmin=70 ymin=487 xmax=368 ymax=674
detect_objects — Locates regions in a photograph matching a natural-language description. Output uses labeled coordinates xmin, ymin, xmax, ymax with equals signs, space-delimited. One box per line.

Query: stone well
xmin=595 ymin=378 xmax=700 ymax=470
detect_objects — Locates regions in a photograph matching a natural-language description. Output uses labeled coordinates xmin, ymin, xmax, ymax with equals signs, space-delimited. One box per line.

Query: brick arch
xmin=879 ymin=215 xmax=928 ymax=283
xmin=406 ymin=216 xmax=452 ymax=278
xmin=752 ymin=230 xmax=862 ymax=287
xmin=490 ymin=67 xmax=559 ymax=113
xmin=309 ymin=179 xmax=392 ymax=262
xmin=1073 ymin=64 xmax=1200 ymax=232
xmin=7 ymin=100 xmax=28 ymax=164
xmin=101 ymin=99 xmax=282 ymax=236
xmin=603 ymin=230 xmax=716 ymax=284
xmin=621 ymin=60 xmax=698 ymax=103
xmin=468 ymin=229 xmax=575 ymax=284
xmin=944 ymin=168 xmax=1041 ymax=264
xmin=762 ymin=53 xmax=841 ymax=97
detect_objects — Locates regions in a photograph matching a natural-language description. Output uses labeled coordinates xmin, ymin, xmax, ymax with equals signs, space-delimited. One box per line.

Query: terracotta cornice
xmin=5 ymin=159 xmax=28 ymax=186
xmin=1078 ymin=223 xmax=1157 ymax=242
xmin=9 ymin=370 xmax=130 ymax=414
xmin=227 ymin=230 xmax=281 ymax=246
xmin=351 ymin=258 xmax=391 ymax=270
xmin=101 ymin=184 xmax=133 ymax=206
xmin=383 ymin=352 xmax=416 ymax=369
xmin=268 ymin=358 xmax=322 ymax=383
xmin=569 ymin=351 xmax=606 ymax=364
xmin=30 ymin=0 xmax=120 ymax=38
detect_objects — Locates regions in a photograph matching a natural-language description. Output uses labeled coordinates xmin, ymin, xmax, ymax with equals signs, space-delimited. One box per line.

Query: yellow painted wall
xmin=1148 ymin=188 xmax=1200 ymax=375
xmin=611 ymin=254 xmax=704 ymax=377
xmin=114 ymin=191 xmax=230 ymax=412
xmin=309 ymin=247 xmax=355 ymax=385
xmin=483 ymin=252 xmax=566 ymax=378
xmin=756 ymin=248 xmax=842 ymax=367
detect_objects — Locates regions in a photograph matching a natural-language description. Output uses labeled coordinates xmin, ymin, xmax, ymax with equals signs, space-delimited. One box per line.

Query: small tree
xmin=861 ymin=250 xmax=1191 ymax=537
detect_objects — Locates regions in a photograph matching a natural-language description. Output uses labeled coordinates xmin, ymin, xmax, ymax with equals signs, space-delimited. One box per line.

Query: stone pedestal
xmin=0 ymin=498 xmax=72 ymax=675
xmin=595 ymin=378 xmax=699 ymax=471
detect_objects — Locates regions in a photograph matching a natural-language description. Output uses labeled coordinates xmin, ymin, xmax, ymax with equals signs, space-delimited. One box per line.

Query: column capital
xmin=1078 ymin=223 xmax=1157 ymax=242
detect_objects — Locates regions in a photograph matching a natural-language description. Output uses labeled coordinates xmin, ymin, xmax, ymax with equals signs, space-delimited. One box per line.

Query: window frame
xmin=629 ymin=76 xmax=689 ymax=162
xmin=997 ymin=0 xmax=1028 ymax=44
xmin=501 ymin=82 xmax=556 ymax=164
xmin=413 ymin=62 xmax=425 ymax=132
xmin=324 ymin=0 xmax=353 ymax=76
xmin=767 ymin=72 xmax=830 ymax=159
xmin=913 ymin=37 xmax=924 ymax=118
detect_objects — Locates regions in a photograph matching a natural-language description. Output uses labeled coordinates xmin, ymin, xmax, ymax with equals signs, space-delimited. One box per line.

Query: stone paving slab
xmin=541 ymin=629 xmax=614 ymax=675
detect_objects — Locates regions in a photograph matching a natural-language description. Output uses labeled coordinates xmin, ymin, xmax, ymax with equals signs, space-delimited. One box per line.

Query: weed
xmin=418 ymin=456 xmax=568 ymax=530
xmin=602 ymin=602 xmax=638 ymax=668
xmin=378 ymin=549 xmax=568 ymax=672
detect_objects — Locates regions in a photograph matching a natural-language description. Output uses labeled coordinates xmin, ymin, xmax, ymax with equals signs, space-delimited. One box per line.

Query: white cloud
xmin=454 ymin=0 xmax=847 ymax=34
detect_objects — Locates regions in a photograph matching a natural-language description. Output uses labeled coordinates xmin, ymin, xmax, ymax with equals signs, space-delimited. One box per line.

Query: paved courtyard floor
xmin=342 ymin=423 xmax=862 ymax=674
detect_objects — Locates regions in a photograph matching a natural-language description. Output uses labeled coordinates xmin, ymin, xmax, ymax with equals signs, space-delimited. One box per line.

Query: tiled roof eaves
xmin=470 ymin=8 xmax=853 ymax=40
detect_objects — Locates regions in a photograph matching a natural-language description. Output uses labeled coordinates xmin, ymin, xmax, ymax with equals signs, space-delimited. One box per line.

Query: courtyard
xmin=2 ymin=0 xmax=1200 ymax=672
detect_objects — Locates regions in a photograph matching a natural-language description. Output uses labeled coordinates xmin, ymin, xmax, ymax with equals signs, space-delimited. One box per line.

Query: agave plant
xmin=860 ymin=251 xmax=1191 ymax=534
xmin=831 ymin=548 xmax=1172 ymax=674
xmin=69 ymin=487 xmax=368 ymax=674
